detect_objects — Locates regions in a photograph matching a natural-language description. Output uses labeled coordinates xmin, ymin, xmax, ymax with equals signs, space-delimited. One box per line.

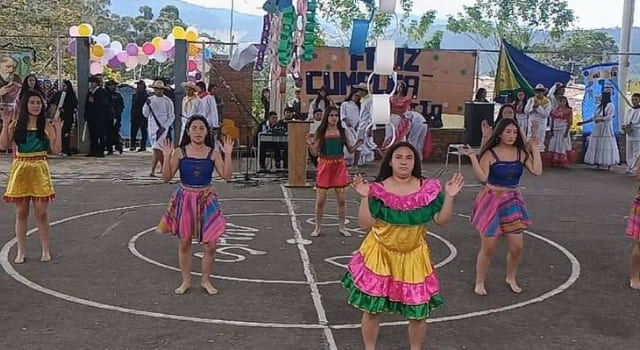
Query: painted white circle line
xmin=0 ymin=203 xmax=581 ymax=329
xmin=129 ymin=217 xmax=458 ymax=285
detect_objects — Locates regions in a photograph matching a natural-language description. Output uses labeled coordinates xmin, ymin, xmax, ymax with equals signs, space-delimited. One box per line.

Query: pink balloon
xmin=188 ymin=60 xmax=197 ymax=72
xmin=142 ymin=42 xmax=155 ymax=56
xmin=160 ymin=40 xmax=173 ymax=52
xmin=125 ymin=56 xmax=138 ymax=68
xmin=67 ymin=40 xmax=77 ymax=56
xmin=116 ymin=51 xmax=128 ymax=63
xmin=90 ymin=62 xmax=103 ymax=75
xmin=126 ymin=43 xmax=138 ymax=56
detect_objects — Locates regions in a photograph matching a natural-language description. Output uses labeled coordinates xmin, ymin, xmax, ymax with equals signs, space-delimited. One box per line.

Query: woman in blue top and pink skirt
xmin=461 ymin=118 xmax=543 ymax=296
xmin=156 ymin=115 xmax=233 ymax=295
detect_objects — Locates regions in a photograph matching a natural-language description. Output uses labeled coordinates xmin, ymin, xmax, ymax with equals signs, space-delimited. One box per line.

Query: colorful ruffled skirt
xmin=315 ymin=155 xmax=350 ymax=191
xmin=626 ymin=187 xmax=640 ymax=242
xmin=3 ymin=151 xmax=55 ymax=202
xmin=471 ymin=187 xmax=531 ymax=237
xmin=342 ymin=223 xmax=443 ymax=320
xmin=157 ymin=186 xmax=226 ymax=244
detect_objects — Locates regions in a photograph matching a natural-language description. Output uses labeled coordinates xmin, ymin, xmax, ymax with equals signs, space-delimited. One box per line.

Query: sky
xmin=183 ymin=0 xmax=638 ymax=29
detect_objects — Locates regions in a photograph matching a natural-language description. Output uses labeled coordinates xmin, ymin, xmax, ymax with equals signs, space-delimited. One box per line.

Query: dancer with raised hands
xmin=343 ymin=142 xmax=464 ymax=350
xmin=307 ymin=106 xmax=362 ymax=237
xmin=0 ymin=90 xmax=63 ymax=263
xmin=156 ymin=115 xmax=233 ymax=295
xmin=461 ymin=118 xmax=543 ymax=296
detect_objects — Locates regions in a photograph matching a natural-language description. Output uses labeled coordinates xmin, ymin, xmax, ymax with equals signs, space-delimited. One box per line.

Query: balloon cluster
xmin=67 ymin=24 xmax=211 ymax=77
xmin=277 ymin=5 xmax=296 ymax=66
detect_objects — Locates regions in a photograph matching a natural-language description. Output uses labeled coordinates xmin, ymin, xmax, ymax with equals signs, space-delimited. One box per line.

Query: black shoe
xmin=137 ymin=148 xmax=146 ymax=152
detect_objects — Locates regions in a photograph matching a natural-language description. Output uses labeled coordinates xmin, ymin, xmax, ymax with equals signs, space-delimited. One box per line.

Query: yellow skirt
xmin=3 ymin=151 xmax=55 ymax=202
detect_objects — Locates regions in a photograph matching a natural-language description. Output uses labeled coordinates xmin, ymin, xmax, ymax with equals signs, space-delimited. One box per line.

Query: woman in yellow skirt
xmin=0 ymin=90 xmax=62 ymax=263
xmin=347 ymin=142 xmax=464 ymax=350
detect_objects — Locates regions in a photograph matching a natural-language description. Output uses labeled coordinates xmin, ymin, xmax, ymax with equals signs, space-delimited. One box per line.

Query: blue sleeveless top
xmin=179 ymin=147 xmax=215 ymax=187
xmin=486 ymin=149 xmax=523 ymax=188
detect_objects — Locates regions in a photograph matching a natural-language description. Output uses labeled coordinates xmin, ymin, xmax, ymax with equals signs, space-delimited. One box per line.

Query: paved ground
xmin=1 ymin=151 xmax=640 ymax=350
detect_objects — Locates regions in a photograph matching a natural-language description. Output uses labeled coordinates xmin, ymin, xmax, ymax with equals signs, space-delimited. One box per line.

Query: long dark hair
xmin=375 ymin=141 xmax=422 ymax=182
xmin=19 ymin=74 xmax=44 ymax=101
xmin=479 ymin=118 xmax=529 ymax=162
xmin=179 ymin=115 xmax=214 ymax=148
xmin=495 ymin=104 xmax=516 ymax=123
xmin=599 ymin=91 xmax=612 ymax=116
xmin=314 ymin=106 xmax=347 ymax=152
xmin=395 ymin=81 xmax=407 ymax=97
xmin=312 ymin=86 xmax=330 ymax=111
xmin=15 ymin=90 xmax=46 ymax=144
xmin=61 ymin=80 xmax=77 ymax=108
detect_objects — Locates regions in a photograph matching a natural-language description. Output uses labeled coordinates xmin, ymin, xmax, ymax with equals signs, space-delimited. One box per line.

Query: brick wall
xmin=209 ymin=60 xmax=255 ymax=146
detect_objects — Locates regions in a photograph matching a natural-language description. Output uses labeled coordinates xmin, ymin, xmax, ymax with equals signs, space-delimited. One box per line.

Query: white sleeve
xmin=603 ymin=103 xmax=614 ymax=121
xmin=524 ymin=98 xmax=534 ymax=114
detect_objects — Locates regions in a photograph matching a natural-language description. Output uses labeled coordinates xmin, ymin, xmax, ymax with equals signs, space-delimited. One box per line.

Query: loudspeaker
xmin=464 ymin=102 xmax=495 ymax=147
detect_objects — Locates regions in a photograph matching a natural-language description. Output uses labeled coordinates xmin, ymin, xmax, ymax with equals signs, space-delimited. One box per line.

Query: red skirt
xmin=315 ymin=155 xmax=350 ymax=190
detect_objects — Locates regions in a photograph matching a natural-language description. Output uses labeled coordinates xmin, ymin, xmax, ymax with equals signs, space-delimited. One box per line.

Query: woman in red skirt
xmin=307 ymin=106 xmax=362 ymax=237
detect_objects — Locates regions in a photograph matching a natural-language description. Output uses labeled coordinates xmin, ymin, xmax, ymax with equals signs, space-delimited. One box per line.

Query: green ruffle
xmin=367 ymin=192 xmax=444 ymax=226
xmin=341 ymin=273 xmax=443 ymax=320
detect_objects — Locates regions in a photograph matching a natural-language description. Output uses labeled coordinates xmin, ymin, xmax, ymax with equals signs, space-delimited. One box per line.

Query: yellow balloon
xmin=188 ymin=45 xmax=199 ymax=56
xmin=185 ymin=30 xmax=197 ymax=42
xmin=91 ymin=44 xmax=105 ymax=58
xmin=152 ymin=36 xmax=163 ymax=49
xmin=78 ymin=23 xmax=93 ymax=37
xmin=172 ymin=26 xmax=186 ymax=40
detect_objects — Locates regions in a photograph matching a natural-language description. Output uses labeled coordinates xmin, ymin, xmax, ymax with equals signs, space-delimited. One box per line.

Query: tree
xmin=317 ymin=0 xmax=443 ymax=49
xmin=533 ymin=30 xmax=618 ymax=76
xmin=446 ymin=0 xmax=576 ymax=50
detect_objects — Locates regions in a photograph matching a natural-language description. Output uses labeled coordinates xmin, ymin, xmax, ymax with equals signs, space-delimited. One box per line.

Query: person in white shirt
xmin=547 ymin=82 xmax=566 ymax=110
xmin=340 ymin=89 xmax=361 ymax=166
xmin=352 ymin=83 xmax=376 ymax=165
xmin=179 ymin=82 xmax=203 ymax=143
xmin=524 ymin=84 xmax=552 ymax=151
xmin=143 ymin=80 xmax=175 ymax=177
xmin=624 ymin=93 xmax=640 ymax=174
xmin=578 ymin=90 xmax=620 ymax=168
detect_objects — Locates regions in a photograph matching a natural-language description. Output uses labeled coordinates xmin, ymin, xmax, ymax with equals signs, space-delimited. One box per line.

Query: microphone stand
xmin=210 ymin=63 xmax=259 ymax=187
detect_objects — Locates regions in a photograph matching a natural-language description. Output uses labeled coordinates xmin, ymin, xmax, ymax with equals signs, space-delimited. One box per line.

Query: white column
xmin=618 ymin=0 xmax=635 ymax=128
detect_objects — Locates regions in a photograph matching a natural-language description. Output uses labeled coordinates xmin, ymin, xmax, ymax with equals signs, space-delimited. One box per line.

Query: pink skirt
xmin=471 ymin=188 xmax=531 ymax=237
xmin=626 ymin=187 xmax=640 ymax=242
xmin=157 ymin=186 xmax=226 ymax=244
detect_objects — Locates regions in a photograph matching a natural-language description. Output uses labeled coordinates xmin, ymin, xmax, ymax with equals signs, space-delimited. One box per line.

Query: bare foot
xmin=339 ymin=227 xmax=351 ymax=237
xmin=631 ymin=279 xmax=640 ymax=290
xmin=505 ymin=279 xmax=522 ymax=294
xmin=174 ymin=283 xmax=191 ymax=295
xmin=41 ymin=252 xmax=51 ymax=262
xmin=474 ymin=283 xmax=487 ymax=296
xmin=310 ymin=228 xmax=321 ymax=237
xmin=14 ymin=253 xmax=25 ymax=264
xmin=200 ymin=282 xmax=219 ymax=295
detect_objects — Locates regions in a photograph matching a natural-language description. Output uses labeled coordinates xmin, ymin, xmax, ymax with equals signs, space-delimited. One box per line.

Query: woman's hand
xmin=220 ymin=135 xmax=235 ymax=154
xmin=481 ymin=120 xmax=492 ymax=137
xmin=160 ymin=138 xmax=174 ymax=158
xmin=459 ymin=144 xmax=476 ymax=158
xmin=444 ymin=173 xmax=464 ymax=197
xmin=1 ymin=105 xmax=14 ymax=125
xmin=352 ymin=174 xmax=370 ymax=198
xmin=52 ymin=116 xmax=63 ymax=131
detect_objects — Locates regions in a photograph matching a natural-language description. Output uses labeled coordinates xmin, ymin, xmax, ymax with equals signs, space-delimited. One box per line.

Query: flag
xmin=494 ymin=39 xmax=571 ymax=101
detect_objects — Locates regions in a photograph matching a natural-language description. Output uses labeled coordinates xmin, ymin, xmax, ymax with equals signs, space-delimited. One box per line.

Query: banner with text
xmin=300 ymin=46 xmax=476 ymax=115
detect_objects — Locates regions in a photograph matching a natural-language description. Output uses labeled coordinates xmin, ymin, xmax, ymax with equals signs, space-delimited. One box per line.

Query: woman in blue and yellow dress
xmin=0 ymin=90 xmax=62 ymax=264
xmin=307 ymin=106 xmax=362 ymax=237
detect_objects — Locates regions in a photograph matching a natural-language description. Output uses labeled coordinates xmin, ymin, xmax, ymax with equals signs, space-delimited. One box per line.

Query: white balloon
xmin=105 ymin=48 xmax=116 ymax=60
xmin=138 ymin=54 xmax=150 ymax=65
xmin=154 ymin=51 xmax=167 ymax=63
xmin=125 ymin=56 xmax=138 ymax=68
xmin=167 ymin=33 xmax=175 ymax=44
xmin=96 ymin=33 xmax=111 ymax=46
xmin=110 ymin=41 xmax=123 ymax=52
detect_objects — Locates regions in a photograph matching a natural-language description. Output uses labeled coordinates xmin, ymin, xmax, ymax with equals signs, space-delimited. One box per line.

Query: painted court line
xmin=281 ymin=185 xmax=338 ymax=350
xmin=0 ymin=201 xmax=581 ymax=331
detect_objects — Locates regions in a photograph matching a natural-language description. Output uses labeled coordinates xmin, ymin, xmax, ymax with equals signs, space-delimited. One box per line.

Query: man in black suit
xmin=84 ymin=75 xmax=110 ymax=157
xmin=105 ymin=80 xmax=124 ymax=155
